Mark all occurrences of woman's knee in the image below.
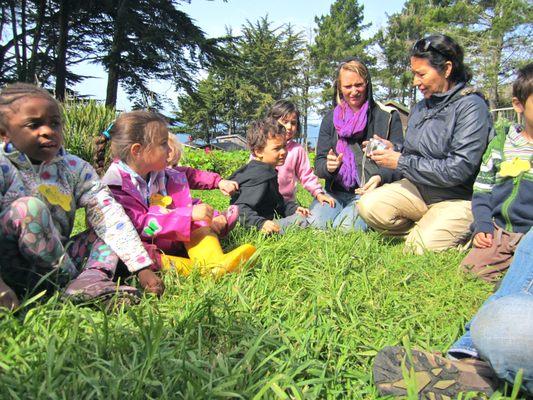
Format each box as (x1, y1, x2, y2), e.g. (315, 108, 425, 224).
(308, 199, 342, 229)
(471, 294, 533, 386)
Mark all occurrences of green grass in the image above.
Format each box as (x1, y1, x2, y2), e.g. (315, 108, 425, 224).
(1, 187, 520, 399)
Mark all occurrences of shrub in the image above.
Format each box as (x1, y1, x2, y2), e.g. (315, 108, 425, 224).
(493, 117, 512, 137)
(61, 100, 116, 163)
(182, 148, 250, 178)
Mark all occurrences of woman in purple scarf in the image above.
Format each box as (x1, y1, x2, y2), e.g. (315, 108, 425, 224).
(310, 58, 404, 230)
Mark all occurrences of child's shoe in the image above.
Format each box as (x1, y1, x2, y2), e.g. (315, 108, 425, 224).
(373, 346, 499, 399)
(0, 275, 19, 311)
(160, 255, 193, 276)
(64, 269, 139, 303)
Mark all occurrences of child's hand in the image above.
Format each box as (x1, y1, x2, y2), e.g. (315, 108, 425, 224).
(211, 215, 228, 235)
(354, 175, 382, 195)
(192, 204, 214, 222)
(218, 179, 239, 196)
(137, 268, 165, 296)
(473, 232, 493, 248)
(316, 193, 335, 207)
(296, 207, 310, 217)
(261, 220, 281, 234)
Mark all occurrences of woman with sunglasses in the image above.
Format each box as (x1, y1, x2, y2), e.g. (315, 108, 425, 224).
(357, 34, 493, 254)
(310, 58, 404, 230)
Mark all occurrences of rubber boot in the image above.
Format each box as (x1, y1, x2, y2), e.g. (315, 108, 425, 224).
(160, 255, 194, 276)
(185, 229, 256, 277)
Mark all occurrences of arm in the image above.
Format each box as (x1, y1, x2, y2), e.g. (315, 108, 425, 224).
(278, 199, 299, 217)
(175, 166, 221, 190)
(397, 97, 491, 187)
(378, 112, 404, 184)
(314, 111, 336, 180)
(232, 183, 269, 229)
(74, 161, 152, 273)
(109, 186, 194, 242)
(293, 145, 324, 197)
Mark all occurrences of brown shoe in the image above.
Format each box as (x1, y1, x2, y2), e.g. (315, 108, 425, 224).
(373, 346, 500, 399)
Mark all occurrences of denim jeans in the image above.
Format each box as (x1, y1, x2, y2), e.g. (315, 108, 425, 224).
(308, 190, 367, 231)
(449, 229, 533, 392)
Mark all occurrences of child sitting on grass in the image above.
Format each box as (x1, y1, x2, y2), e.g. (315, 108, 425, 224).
(0, 83, 162, 310)
(229, 118, 310, 234)
(461, 62, 533, 282)
(266, 100, 334, 208)
(96, 111, 255, 277)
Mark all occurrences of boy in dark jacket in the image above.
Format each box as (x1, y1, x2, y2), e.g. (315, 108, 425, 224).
(230, 118, 310, 234)
(461, 63, 533, 282)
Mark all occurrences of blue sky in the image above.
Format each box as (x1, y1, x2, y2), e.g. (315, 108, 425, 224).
(73, 0, 406, 110)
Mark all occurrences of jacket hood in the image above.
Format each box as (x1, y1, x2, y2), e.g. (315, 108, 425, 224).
(229, 160, 278, 187)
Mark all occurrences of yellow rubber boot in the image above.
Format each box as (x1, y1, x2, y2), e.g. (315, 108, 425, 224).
(160, 255, 193, 276)
(185, 230, 256, 276)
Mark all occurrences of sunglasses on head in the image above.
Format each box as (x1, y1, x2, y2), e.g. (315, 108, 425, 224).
(412, 38, 447, 58)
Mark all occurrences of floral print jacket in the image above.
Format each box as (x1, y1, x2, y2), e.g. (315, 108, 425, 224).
(0, 144, 152, 272)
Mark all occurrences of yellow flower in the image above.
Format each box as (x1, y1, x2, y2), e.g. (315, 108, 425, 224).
(149, 193, 173, 208)
(499, 157, 531, 178)
(37, 184, 72, 211)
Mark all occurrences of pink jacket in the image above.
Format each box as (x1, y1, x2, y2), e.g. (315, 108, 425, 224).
(102, 161, 221, 253)
(277, 140, 323, 201)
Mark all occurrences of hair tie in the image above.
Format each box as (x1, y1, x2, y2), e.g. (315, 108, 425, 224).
(102, 122, 114, 140)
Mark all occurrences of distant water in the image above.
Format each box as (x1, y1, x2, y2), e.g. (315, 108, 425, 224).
(175, 124, 321, 148)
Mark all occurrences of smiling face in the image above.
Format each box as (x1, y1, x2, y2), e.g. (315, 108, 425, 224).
(254, 134, 287, 167)
(277, 112, 298, 141)
(0, 96, 63, 163)
(410, 56, 452, 98)
(339, 68, 368, 111)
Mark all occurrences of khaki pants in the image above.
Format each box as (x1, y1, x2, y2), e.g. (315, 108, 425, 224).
(357, 179, 473, 254)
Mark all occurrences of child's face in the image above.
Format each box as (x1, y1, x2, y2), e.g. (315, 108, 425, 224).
(138, 128, 170, 173)
(277, 112, 298, 141)
(254, 134, 287, 167)
(0, 97, 63, 162)
(513, 94, 533, 131)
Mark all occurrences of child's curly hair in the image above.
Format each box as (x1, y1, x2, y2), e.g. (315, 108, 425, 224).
(246, 117, 286, 155)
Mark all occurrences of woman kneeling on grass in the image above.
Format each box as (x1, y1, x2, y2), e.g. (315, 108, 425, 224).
(96, 111, 256, 277)
(0, 83, 163, 310)
(358, 34, 493, 254)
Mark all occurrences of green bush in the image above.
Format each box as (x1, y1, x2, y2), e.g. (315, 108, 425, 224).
(61, 100, 116, 163)
(493, 117, 512, 137)
(182, 148, 250, 178)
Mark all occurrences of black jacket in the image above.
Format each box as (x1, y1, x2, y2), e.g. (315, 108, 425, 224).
(229, 160, 298, 229)
(397, 83, 493, 204)
(315, 69, 404, 194)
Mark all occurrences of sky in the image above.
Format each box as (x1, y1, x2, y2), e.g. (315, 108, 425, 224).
(72, 0, 406, 111)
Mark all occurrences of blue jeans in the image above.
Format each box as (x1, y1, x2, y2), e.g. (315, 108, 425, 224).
(308, 190, 367, 231)
(449, 229, 533, 392)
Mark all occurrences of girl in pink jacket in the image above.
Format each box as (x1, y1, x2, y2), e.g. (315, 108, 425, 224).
(267, 100, 334, 207)
(96, 111, 255, 277)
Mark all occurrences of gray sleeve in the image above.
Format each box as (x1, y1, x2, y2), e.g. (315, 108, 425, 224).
(397, 97, 491, 188)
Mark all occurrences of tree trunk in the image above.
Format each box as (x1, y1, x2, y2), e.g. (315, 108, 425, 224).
(55, 0, 70, 100)
(105, 0, 129, 108)
(9, 1, 22, 80)
(27, 0, 46, 83)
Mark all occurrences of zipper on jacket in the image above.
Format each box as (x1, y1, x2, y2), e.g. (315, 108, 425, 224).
(501, 174, 523, 232)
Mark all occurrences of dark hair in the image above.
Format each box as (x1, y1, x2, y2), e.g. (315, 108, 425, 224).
(411, 34, 472, 84)
(94, 110, 167, 175)
(0, 83, 59, 130)
(246, 117, 286, 154)
(267, 99, 301, 135)
(513, 62, 533, 105)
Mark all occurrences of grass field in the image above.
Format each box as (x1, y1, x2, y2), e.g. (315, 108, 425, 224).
(0, 187, 521, 399)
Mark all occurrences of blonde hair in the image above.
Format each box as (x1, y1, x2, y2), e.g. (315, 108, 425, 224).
(335, 60, 369, 105)
(167, 133, 183, 167)
(94, 110, 167, 175)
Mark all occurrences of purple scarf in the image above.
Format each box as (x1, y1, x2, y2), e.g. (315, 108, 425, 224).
(333, 100, 369, 190)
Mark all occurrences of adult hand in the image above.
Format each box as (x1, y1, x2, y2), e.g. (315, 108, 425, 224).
(211, 215, 227, 235)
(354, 175, 382, 195)
(473, 232, 493, 248)
(370, 148, 401, 170)
(261, 220, 281, 234)
(326, 149, 343, 173)
(218, 179, 239, 196)
(296, 207, 310, 217)
(316, 192, 335, 207)
(192, 204, 214, 223)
